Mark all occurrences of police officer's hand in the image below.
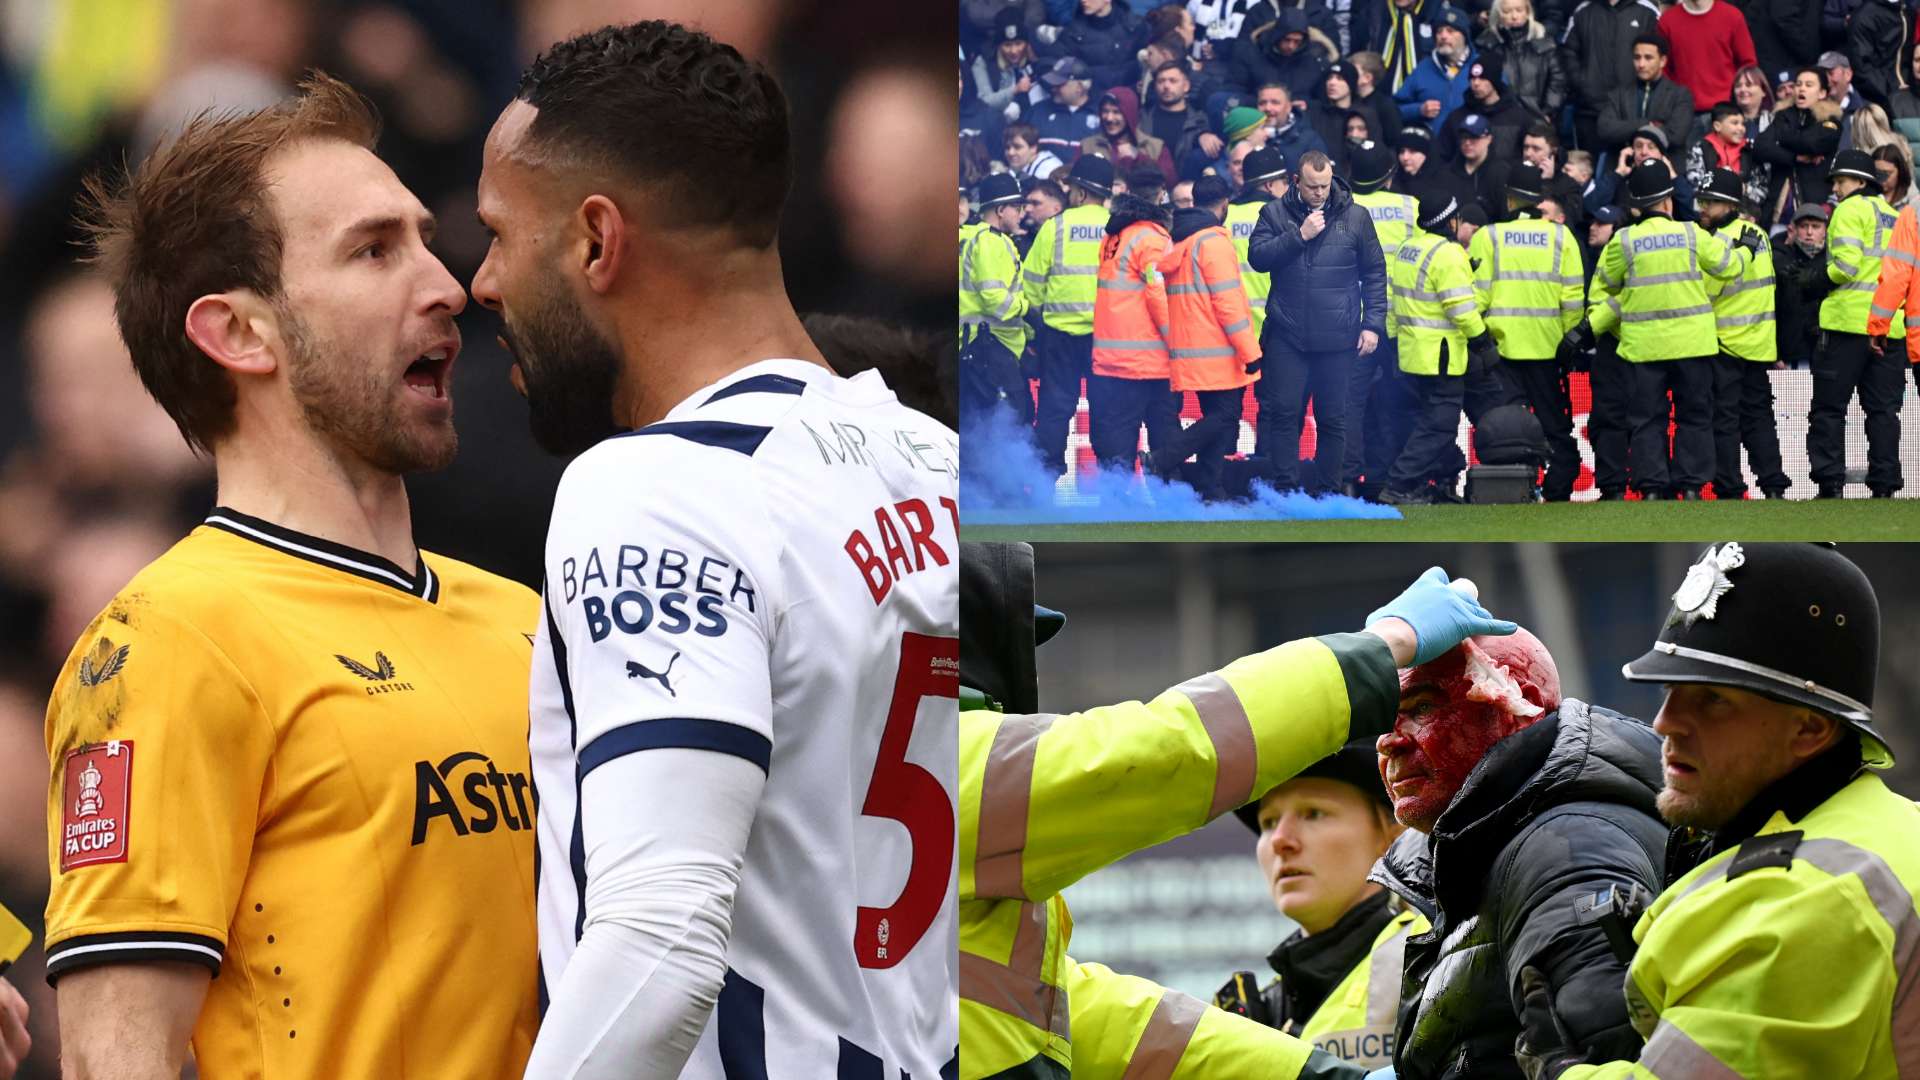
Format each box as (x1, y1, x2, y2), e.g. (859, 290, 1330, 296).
(1514, 966, 1588, 1080)
(1366, 567, 1518, 667)
(0, 976, 28, 1079)
(1871, 333, 1888, 355)
(1735, 228, 1763, 256)
(1559, 320, 1594, 360)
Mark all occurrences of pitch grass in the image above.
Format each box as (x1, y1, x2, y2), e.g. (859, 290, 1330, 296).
(962, 497, 1920, 542)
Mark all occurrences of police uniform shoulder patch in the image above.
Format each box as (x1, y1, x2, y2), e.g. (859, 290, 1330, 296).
(1669, 542, 1744, 627)
(1727, 830, 1803, 880)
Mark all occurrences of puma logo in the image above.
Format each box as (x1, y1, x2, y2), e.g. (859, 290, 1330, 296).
(625, 652, 680, 697)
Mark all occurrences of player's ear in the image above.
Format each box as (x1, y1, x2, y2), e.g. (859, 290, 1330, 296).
(577, 194, 626, 295)
(184, 292, 278, 377)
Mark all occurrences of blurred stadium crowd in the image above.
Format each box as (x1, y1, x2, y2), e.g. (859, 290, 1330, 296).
(0, 1, 953, 1073)
(959, 0, 1920, 501)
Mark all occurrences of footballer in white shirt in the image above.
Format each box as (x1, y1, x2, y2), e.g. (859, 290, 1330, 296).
(470, 21, 959, 1080)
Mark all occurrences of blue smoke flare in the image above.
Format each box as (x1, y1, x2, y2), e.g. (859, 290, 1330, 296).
(961, 405, 1401, 525)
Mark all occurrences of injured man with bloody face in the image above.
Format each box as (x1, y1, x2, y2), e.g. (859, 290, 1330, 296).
(1367, 630, 1669, 1080)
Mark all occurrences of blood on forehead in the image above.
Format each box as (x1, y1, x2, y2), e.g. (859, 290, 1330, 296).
(1400, 631, 1561, 720)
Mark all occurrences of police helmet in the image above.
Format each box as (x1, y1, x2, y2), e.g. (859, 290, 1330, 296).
(1235, 740, 1389, 833)
(1622, 543, 1889, 767)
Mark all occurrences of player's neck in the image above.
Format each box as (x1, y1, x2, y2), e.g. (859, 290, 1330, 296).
(611, 250, 831, 429)
(210, 427, 418, 568)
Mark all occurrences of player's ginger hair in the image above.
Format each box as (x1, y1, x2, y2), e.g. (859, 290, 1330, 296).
(76, 70, 381, 455)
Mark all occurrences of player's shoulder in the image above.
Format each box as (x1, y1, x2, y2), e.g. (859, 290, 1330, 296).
(559, 376, 796, 510)
(85, 525, 261, 634)
(48, 528, 256, 708)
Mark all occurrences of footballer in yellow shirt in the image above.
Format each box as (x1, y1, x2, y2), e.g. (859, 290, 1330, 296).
(45, 511, 542, 1077)
(47, 72, 540, 1078)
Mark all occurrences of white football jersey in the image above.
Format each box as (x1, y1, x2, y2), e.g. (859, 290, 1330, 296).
(530, 358, 960, 1079)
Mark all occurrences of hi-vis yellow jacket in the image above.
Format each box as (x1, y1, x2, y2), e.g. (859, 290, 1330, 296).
(1561, 771, 1920, 1079)
(1295, 906, 1425, 1069)
(960, 632, 1399, 1079)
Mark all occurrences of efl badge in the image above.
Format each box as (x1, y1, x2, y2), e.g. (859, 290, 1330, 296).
(1671, 542, 1745, 628)
(61, 740, 133, 872)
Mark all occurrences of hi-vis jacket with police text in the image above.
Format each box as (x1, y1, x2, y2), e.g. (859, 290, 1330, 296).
(959, 633, 1399, 1079)
(961, 222, 1032, 356)
(1354, 189, 1420, 340)
(1705, 217, 1778, 361)
(1390, 230, 1484, 375)
(1022, 204, 1110, 335)
(1824, 190, 1905, 337)
(1867, 202, 1920, 357)
(1226, 198, 1273, 339)
(1296, 907, 1425, 1070)
(1160, 222, 1262, 393)
(1092, 220, 1173, 380)
(1590, 214, 1747, 361)
(1468, 213, 1584, 360)
(1561, 767, 1920, 1079)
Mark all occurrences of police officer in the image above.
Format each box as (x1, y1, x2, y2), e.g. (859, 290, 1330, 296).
(1573, 204, 1634, 499)
(1216, 741, 1423, 1072)
(1381, 194, 1490, 505)
(1520, 542, 1920, 1080)
(1813, 149, 1906, 498)
(1227, 146, 1289, 353)
(959, 173, 1034, 431)
(1021, 154, 1113, 480)
(1468, 166, 1585, 500)
(1346, 139, 1421, 500)
(1695, 168, 1792, 501)
(961, 548, 1516, 1080)
(1589, 159, 1755, 500)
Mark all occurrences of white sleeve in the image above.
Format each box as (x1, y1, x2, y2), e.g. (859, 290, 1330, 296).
(526, 437, 783, 1079)
(523, 748, 764, 1079)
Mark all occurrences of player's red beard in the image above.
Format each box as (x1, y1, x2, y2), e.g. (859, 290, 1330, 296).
(281, 304, 459, 474)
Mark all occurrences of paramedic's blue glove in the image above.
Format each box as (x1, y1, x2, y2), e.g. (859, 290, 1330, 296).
(1368, 567, 1518, 666)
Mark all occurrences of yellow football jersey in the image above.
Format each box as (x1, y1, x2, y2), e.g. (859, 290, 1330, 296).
(45, 507, 541, 1079)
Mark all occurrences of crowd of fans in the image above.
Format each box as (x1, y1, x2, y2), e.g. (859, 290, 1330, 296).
(961, 0, 1920, 401)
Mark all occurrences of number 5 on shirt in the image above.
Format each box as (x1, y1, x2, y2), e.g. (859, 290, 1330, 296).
(854, 632, 958, 969)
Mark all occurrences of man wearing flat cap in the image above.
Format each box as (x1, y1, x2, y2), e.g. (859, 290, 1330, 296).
(1521, 542, 1920, 1080)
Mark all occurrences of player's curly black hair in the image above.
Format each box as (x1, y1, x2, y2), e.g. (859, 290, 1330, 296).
(516, 21, 791, 247)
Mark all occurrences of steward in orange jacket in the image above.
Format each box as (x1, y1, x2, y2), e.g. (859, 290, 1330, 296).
(1088, 195, 1180, 472)
(1867, 203, 1920, 410)
(1153, 199, 1262, 499)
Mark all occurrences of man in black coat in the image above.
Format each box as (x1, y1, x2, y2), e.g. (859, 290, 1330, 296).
(1369, 628, 1667, 1080)
(1847, 0, 1907, 111)
(1596, 32, 1694, 155)
(1561, 0, 1661, 153)
(1045, 0, 1146, 96)
(1730, 0, 1819, 86)
(1248, 148, 1390, 492)
(1437, 53, 1532, 163)
(1773, 202, 1832, 368)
